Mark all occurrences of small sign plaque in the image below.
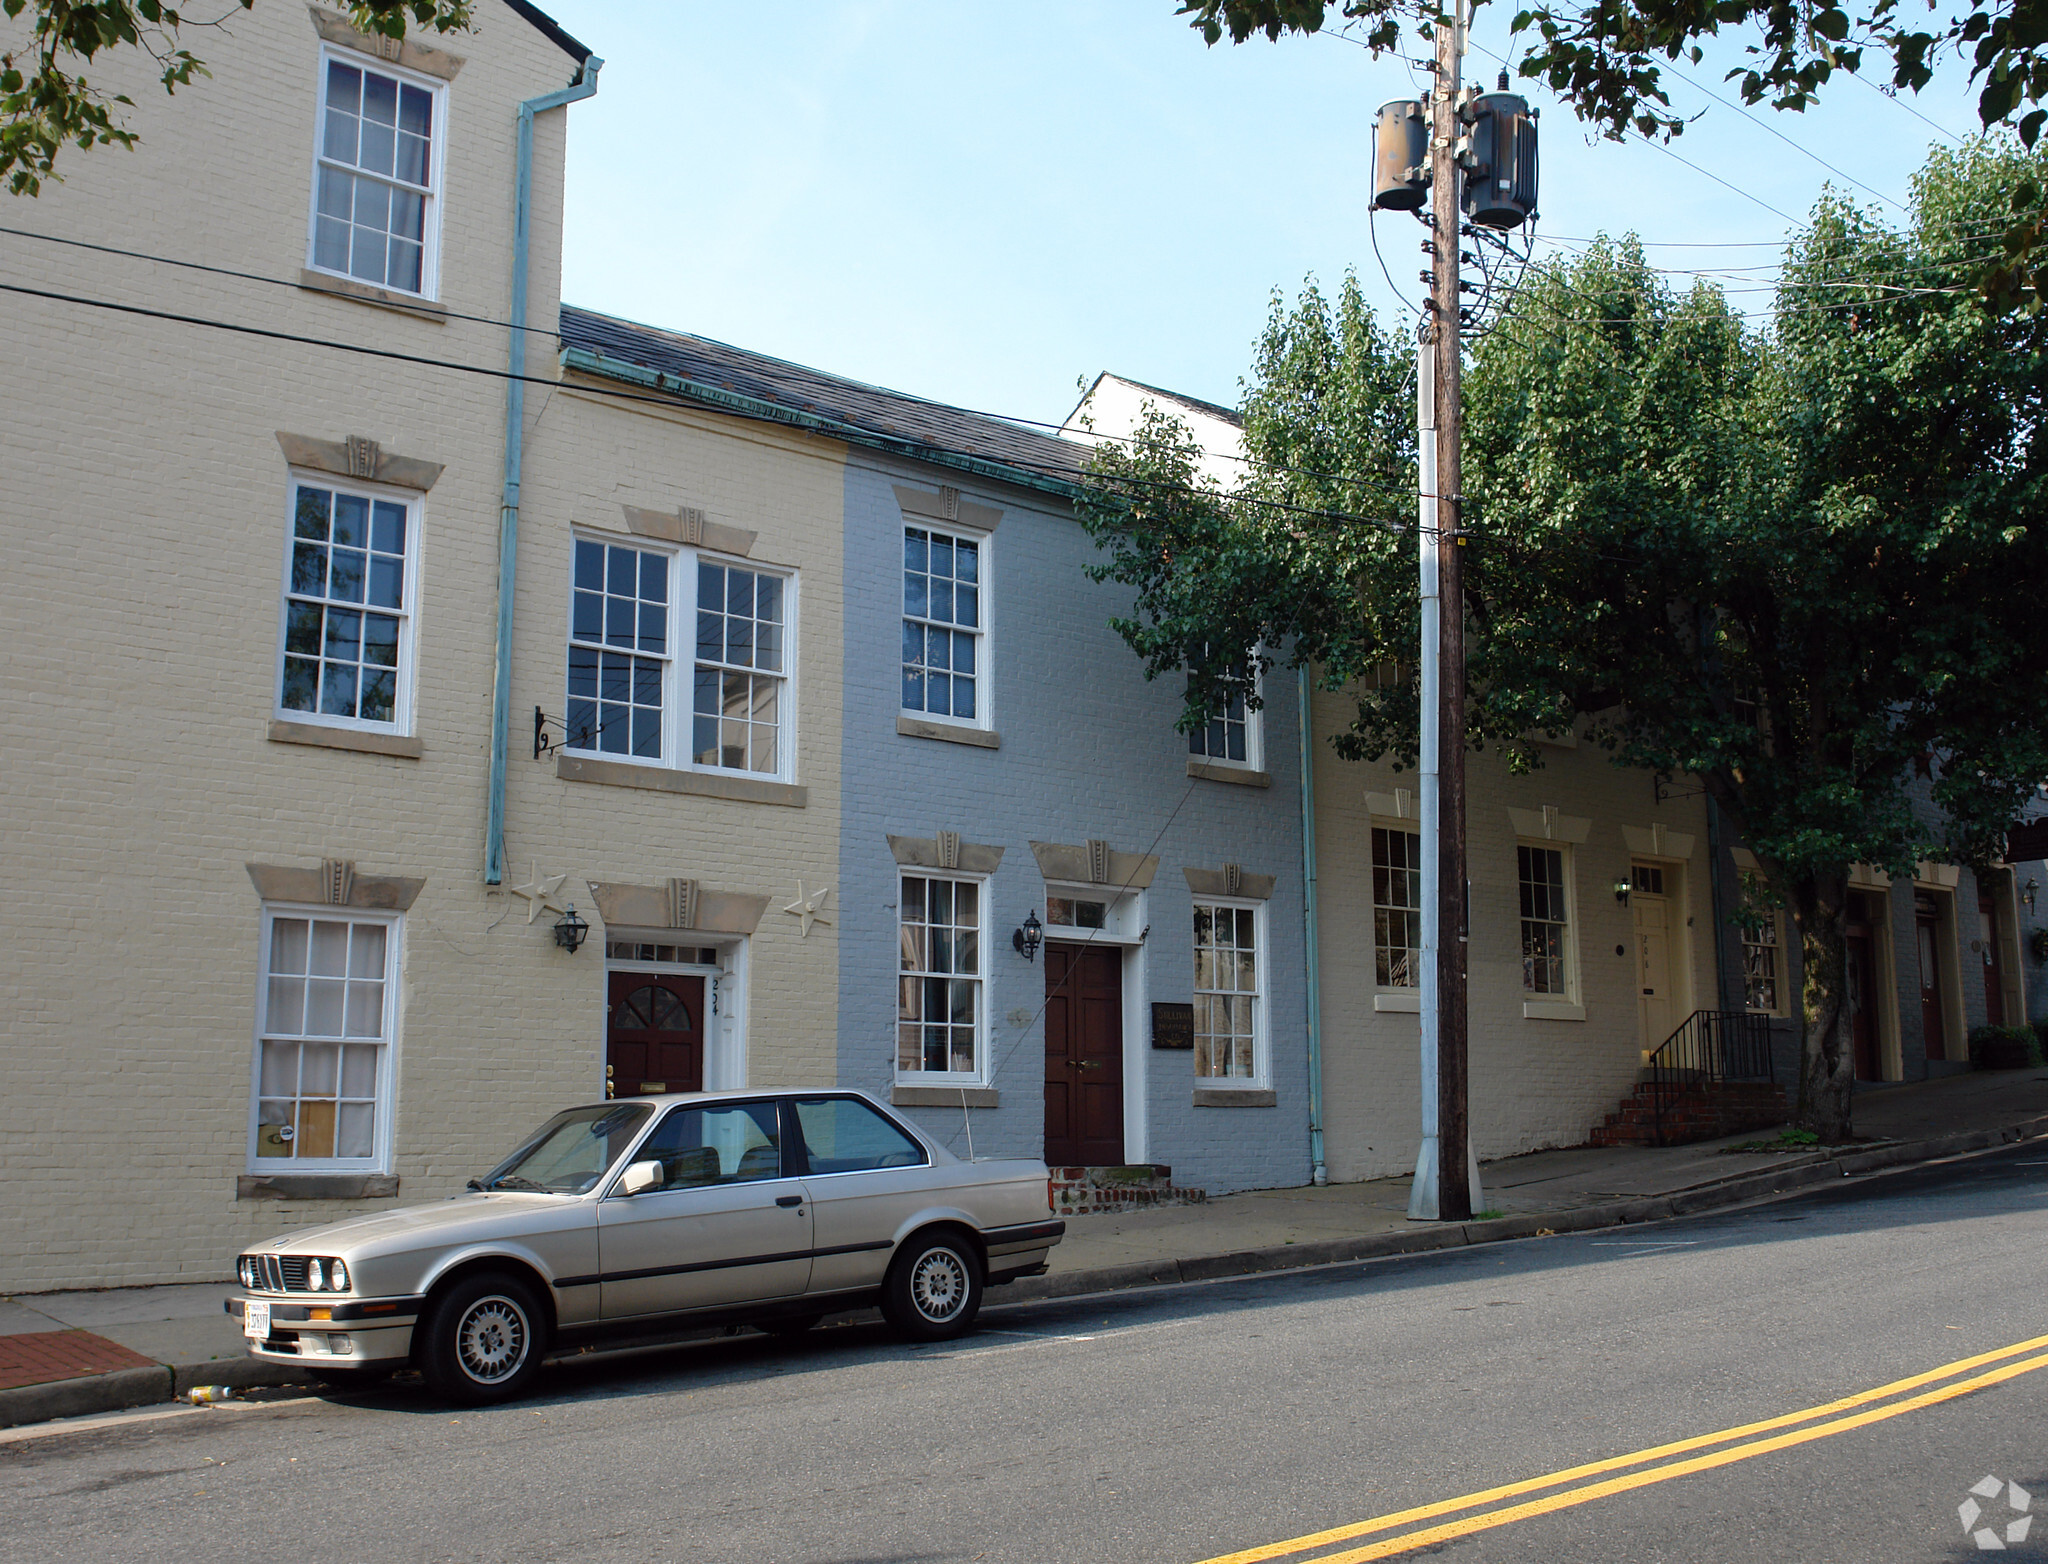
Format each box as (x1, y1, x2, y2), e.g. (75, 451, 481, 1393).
(1151, 1002, 1194, 1050)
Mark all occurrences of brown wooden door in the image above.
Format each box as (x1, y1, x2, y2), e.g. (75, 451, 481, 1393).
(1846, 892, 1882, 1081)
(606, 972, 704, 1097)
(1043, 944, 1124, 1167)
(1914, 894, 1947, 1061)
(1981, 890, 2008, 1028)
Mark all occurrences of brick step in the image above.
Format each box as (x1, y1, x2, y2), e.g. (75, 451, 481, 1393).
(1592, 1079, 1790, 1148)
(1049, 1164, 1208, 1217)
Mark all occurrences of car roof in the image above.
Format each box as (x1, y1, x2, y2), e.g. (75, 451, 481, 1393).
(570, 1086, 887, 1112)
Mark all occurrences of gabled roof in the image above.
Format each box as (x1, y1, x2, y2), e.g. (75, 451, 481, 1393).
(503, 0, 593, 65)
(559, 306, 1088, 497)
(1066, 371, 1245, 432)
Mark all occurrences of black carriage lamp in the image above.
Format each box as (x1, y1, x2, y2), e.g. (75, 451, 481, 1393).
(1613, 877, 1632, 906)
(1012, 910, 1043, 962)
(2025, 876, 2039, 914)
(553, 904, 590, 953)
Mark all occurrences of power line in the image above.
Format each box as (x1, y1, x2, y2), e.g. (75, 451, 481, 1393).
(1850, 68, 1967, 146)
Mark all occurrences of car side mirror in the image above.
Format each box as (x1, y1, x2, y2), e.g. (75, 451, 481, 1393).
(618, 1159, 662, 1196)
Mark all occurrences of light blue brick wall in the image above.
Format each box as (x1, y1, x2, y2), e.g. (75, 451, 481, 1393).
(835, 452, 1310, 1194)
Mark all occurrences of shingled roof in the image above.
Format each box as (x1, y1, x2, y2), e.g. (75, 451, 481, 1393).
(558, 306, 1088, 495)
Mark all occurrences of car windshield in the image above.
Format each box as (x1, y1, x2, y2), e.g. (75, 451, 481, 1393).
(476, 1104, 654, 1195)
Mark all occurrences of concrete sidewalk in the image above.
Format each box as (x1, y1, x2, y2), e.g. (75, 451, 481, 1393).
(6, 1067, 2045, 1430)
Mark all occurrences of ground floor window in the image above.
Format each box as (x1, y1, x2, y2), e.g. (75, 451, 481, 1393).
(1518, 844, 1573, 996)
(1373, 827, 1421, 988)
(253, 908, 397, 1168)
(897, 874, 983, 1081)
(1740, 873, 1784, 1015)
(1193, 901, 1263, 1080)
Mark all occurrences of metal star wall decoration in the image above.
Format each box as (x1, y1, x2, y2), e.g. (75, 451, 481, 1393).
(782, 881, 834, 937)
(508, 862, 571, 924)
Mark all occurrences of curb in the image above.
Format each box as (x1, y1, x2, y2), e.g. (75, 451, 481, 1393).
(0, 1357, 311, 1431)
(1003, 1113, 2048, 1307)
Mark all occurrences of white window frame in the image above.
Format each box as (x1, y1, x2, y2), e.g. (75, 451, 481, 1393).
(305, 45, 449, 300)
(1740, 874, 1787, 1018)
(274, 470, 423, 737)
(1188, 669, 1263, 771)
(563, 533, 799, 785)
(1192, 897, 1269, 1088)
(894, 870, 989, 1087)
(1517, 841, 1580, 1003)
(247, 903, 400, 1174)
(900, 522, 993, 732)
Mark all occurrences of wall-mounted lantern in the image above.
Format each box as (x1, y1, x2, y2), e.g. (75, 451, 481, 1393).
(2024, 876, 2039, 914)
(553, 904, 590, 953)
(1012, 910, 1043, 962)
(1613, 877, 1632, 906)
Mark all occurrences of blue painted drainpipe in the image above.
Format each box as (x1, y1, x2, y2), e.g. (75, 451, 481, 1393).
(486, 55, 603, 884)
(1300, 663, 1328, 1184)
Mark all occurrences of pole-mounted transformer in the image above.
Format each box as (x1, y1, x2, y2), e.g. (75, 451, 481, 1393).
(1460, 78, 1537, 229)
(1371, 98, 1429, 211)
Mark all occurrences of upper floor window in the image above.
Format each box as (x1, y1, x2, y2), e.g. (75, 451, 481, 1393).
(1518, 844, 1574, 996)
(278, 479, 418, 732)
(1189, 671, 1261, 768)
(1193, 901, 1265, 1082)
(1373, 826, 1422, 988)
(310, 54, 443, 297)
(902, 526, 983, 725)
(565, 538, 794, 781)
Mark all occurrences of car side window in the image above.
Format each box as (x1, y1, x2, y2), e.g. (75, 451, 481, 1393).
(795, 1098, 927, 1175)
(636, 1102, 783, 1192)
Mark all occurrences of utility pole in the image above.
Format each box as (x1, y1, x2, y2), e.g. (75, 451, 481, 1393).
(1376, 12, 1533, 1224)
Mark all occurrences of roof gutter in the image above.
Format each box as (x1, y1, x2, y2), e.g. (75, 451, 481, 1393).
(486, 55, 603, 885)
(557, 345, 1088, 505)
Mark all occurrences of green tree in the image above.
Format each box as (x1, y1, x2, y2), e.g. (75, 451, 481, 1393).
(2, 1, 472, 196)
(1079, 140, 2048, 1139)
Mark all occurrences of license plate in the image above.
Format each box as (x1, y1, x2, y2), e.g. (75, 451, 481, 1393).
(243, 1300, 270, 1341)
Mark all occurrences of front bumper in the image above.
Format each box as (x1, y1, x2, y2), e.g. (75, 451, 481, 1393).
(226, 1293, 423, 1368)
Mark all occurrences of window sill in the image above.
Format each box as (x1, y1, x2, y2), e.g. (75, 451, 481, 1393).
(1373, 992, 1421, 1013)
(891, 1085, 1000, 1108)
(556, 752, 807, 807)
(269, 718, 423, 758)
(898, 714, 999, 749)
(1522, 999, 1586, 1022)
(238, 1173, 399, 1200)
(1186, 759, 1272, 788)
(297, 268, 448, 322)
(1192, 1088, 1278, 1108)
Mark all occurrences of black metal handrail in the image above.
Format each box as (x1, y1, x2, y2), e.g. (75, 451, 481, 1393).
(1648, 1009, 1776, 1146)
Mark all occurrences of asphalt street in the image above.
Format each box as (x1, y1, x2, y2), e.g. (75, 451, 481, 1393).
(4, 1143, 2045, 1564)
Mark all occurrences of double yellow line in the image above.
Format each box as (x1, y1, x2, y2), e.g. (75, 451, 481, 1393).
(1193, 1331, 2048, 1564)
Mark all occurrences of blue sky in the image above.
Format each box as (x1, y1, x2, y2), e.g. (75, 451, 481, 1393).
(538, 1, 1989, 429)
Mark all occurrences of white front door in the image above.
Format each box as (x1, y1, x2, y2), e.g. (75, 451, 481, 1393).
(1634, 872, 1676, 1051)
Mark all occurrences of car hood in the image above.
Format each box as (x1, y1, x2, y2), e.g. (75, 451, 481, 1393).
(250, 1192, 581, 1257)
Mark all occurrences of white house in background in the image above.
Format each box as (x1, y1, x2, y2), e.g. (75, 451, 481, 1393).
(1062, 373, 1248, 492)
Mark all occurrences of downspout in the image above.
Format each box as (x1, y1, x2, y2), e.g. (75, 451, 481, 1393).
(486, 55, 604, 883)
(1299, 663, 1328, 1184)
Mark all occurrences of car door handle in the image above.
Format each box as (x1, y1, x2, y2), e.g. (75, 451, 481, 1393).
(776, 1194, 803, 1208)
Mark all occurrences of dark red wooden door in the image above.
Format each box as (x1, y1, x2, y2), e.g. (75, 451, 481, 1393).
(1043, 944, 1124, 1167)
(1981, 890, 2008, 1028)
(606, 972, 704, 1097)
(1915, 894, 1947, 1062)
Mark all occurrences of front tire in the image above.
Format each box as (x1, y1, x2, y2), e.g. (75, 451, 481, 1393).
(880, 1232, 983, 1342)
(417, 1273, 547, 1405)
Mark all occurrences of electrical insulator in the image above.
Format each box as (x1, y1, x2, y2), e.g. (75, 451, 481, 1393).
(1461, 91, 1537, 229)
(1371, 99, 1429, 211)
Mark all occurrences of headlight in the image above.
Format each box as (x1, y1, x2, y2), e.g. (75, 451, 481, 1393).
(328, 1258, 349, 1292)
(238, 1258, 257, 1289)
(307, 1259, 326, 1291)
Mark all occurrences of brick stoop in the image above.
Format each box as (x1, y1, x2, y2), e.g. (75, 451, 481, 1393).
(1590, 1081, 1790, 1147)
(1050, 1165, 1208, 1216)
(0, 1329, 158, 1392)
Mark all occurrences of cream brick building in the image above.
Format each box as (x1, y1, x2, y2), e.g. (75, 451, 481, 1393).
(0, 2, 858, 1291)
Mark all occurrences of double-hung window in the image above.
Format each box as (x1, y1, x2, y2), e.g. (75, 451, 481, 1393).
(252, 908, 398, 1170)
(1372, 827, 1422, 988)
(1741, 874, 1784, 1015)
(897, 874, 983, 1081)
(565, 538, 794, 779)
(310, 52, 443, 296)
(1188, 669, 1261, 768)
(1193, 901, 1264, 1082)
(1518, 844, 1574, 996)
(278, 480, 417, 731)
(902, 526, 983, 725)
